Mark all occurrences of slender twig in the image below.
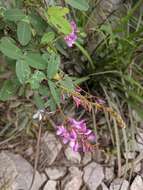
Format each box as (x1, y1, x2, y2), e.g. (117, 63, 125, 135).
(29, 121, 42, 190)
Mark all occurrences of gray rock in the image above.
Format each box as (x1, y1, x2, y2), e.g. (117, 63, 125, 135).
(44, 180, 57, 190)
(83, 162, 104, 190)
(0, 151, 43, 190)
(62, 167, 83, 190)
(82, 152, 92, 165)
(0, 151, 17, 190)
(65, 147, 81, 164)
(131, 175, 143, 190)
(41, 132, 62, 165)
(40, 173, 48, 184)
(45, 166, 67, 180)
(101, 183, 109, 190)
(109, 179, 129, 190)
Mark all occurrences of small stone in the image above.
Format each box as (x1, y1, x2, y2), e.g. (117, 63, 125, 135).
(65, 147, 81, 163)
(101, 183, 109, 190)
(0, 151, 17, 189)
(44, 180, 57, 190)
(82, 152, 92, 165)
(109, 179, 129, 190)
(83, 162, 104, 190)
(62, 167, 83, 190)
(0, 151, 43, 190)
(41, 132, 62, 165)
(104, 167, 114, 181)
(131, 175, 143, 190)
(45, 166, 67, 180)
(40, 173, 47, 184)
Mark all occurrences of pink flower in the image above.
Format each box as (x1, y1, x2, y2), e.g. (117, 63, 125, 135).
(56, 118, 96, 152)
(69, 129, 77, 140)
(56, 125, 70, 144)
(64, 21, 77, 47)
(69, 118, 86, 131)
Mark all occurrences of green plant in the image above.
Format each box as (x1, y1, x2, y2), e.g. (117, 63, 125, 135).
(1, 1, 143, 175)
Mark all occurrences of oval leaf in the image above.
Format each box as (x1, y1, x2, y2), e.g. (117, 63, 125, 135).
(4, 9, 25, 22)
(25, 53, 47, 70)
(47, 53, 60, 79)
(47, 6, 72, 35)
(16, 60, 31, 84)
(0, 80, 19, 101)
(29, 71, 46, 90)
(17, 21, 32, 46)
(60, 76, 75, 92)
(48, 80, 61, 106)
(65, 0, 89, 11)
(0, 37, 23, 60)
(41, 32, 55, 44)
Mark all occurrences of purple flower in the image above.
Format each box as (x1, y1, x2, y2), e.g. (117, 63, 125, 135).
(64, 21, 77, 47)
(69, 118, 87, 131)
(56, 118, 96, 152)
(69, 129, 77, 140)
(56, 125, 70, 144)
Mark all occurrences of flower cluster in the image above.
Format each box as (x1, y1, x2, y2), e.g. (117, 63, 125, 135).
(64, 21, 77, 47)
(56, 118, 96, 152)
(72, 87, 106, 112)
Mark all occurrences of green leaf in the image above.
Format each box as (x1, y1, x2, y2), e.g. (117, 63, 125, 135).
(39, 85, 50, 96)
(25, 53, 47, 70)
(0, 80, 18, 101)
(16, 60, 31, 84)
(73, 76, 89, 85)
(41, 32, 55, 44)
(47, 6, 72, 35)
(30, 11, 47, 35)
(4, 9, 25, 22)
(45, 98, 56, 111)
(48, 80, 61, 106)
(60, 76, 75, 92)
(17, 21, 32, 46)
(29, 71, 46, 90)
(0, 37, 23, 60)
(47, 53, 60, 79)
(65, 0, 89, 11)
(75, 42, 94, 69)
(34, 93, 45, 109)
(48, 6, 69, 16)
(49, 16, 71, 35)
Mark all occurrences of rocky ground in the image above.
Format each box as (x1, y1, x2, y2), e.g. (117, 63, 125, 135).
(1, 130, 143, 190)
